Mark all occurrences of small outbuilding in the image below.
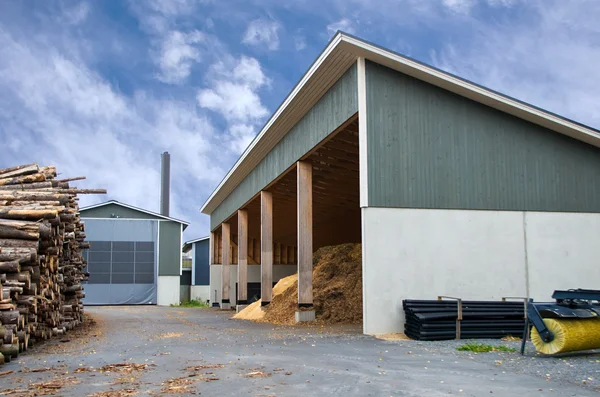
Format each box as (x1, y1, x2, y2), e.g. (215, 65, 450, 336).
(80, 200, 188, 306)
(182, 237, 212, 304)
(200, 32, 600, 334)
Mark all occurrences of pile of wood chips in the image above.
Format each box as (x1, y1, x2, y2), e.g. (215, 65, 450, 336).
(0, 163, 105, 365)
(235, 243, 363, 326)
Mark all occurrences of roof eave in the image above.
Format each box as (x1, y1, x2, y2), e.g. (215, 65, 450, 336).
(200, 32, 600, 216)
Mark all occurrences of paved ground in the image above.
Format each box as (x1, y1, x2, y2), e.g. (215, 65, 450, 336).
(0, 306, 598, 396)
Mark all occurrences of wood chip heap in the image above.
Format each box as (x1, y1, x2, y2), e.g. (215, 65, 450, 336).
(0, 163, 106, 365)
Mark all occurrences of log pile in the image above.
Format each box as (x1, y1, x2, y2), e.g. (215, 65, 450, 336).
(0, 163, 105, 365)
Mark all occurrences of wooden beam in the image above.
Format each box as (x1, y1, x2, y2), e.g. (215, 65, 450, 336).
(274, 242, 281, 264)
(297, 161, 313, 307)
(221, 223, 231, 307)
(261, 191, 273, 305)
(237, 209, 248, 304)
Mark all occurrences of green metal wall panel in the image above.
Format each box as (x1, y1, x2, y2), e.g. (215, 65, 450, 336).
(366, 61, 600, 212)
(210, 64, 358, 229)
(159, 221, 182, 276)
(81, 204, 162, 220)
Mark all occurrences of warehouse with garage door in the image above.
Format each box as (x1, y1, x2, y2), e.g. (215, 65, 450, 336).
(81, 200, 188, 306)
(200, 32, 600, 334)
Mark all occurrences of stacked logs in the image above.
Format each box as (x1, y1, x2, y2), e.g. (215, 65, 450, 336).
(0, 163, 105, 365)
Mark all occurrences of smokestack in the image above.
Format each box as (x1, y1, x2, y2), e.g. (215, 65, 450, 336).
(160, 151, 170, 216)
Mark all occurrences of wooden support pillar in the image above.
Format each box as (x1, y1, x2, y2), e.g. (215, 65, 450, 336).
(297, 160, 314, 318)
(221, 223, 231, 309)
(261, 191, 273, 306)
(281, 245, 288, 265)
(237, 209, 248, 306)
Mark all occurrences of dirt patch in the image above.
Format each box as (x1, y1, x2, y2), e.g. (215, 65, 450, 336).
(236, 243, 362, 326)
(101, 363, 155, 374)
(88, 389, 139, 397)
(374, 333, 411, 341)
(43, 312, 104, 355)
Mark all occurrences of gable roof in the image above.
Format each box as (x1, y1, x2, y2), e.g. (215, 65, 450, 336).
(182, 236, 209, 252)
(200, 31, 600, 215)
(81, 200, 189, 228)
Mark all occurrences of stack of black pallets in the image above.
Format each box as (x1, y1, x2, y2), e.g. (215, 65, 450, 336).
(403, 299, 525, 341)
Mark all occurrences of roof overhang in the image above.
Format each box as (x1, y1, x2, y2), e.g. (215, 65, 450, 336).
(200, 32, 600, 215)
(81, 200, 190, 229)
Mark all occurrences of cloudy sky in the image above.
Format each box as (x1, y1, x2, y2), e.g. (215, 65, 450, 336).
(0, 0, 598, 240)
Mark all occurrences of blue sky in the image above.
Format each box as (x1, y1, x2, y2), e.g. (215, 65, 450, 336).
(1, 0, 598, 240)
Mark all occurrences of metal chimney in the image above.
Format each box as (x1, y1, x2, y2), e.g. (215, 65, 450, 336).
(160, 151, 170, 216)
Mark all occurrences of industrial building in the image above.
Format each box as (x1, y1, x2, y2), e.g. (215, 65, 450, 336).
(81, 200, 188, 306)
(182, 237, 212, 303)
(200, 32, 600, 334)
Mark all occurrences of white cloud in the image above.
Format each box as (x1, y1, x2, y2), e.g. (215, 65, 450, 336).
(0, 27, 226, 239)
(63, 2, 91, 25)
(233, 56, 268, 89)
(228, 124, 257, 154)
(327, 18, 356, 37)
(294, 35, 307, 51)
(442, 0, 478, 13)
(155, 30, 205, 84)
(197, 56, 269, 124)
(198, 81, 268, 123)
(431, 1, 600, 128)
(242, 19, 281, 51)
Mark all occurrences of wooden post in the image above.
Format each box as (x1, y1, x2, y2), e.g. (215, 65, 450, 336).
(281, 245, 288, 265)
(274, 243, 280, 264)
(261, 191, 273, 306)
(237, 209, 248, 306)
(297, 161, 314, 313)
(221, 223, 231, 309)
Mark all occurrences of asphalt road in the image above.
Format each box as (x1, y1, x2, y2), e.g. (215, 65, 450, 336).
(0, 306, 597, 396)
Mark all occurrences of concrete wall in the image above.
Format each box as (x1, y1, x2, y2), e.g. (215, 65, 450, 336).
(157, 276, 180, 306)
(362, 207, 600, 335)
(209, 264, 297, 304)
(191, 286, 211, 303)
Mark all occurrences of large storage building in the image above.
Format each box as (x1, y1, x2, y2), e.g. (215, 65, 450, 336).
(81, 200, 188, 306)
(200, 32, 600, 334)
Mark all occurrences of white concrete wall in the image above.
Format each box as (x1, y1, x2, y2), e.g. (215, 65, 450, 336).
(525, 212, 600, 300)
(209, 264, 297, 304)
(157, 276, 180, 306)
(362, 207, 600, 335)
(190, 285, 211, 303)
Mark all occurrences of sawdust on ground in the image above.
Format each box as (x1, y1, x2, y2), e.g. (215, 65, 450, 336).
(235, 243, 362, 326)
(374, 333, 411, 341)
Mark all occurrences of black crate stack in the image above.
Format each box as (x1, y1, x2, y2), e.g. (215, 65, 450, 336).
(403, 299, 525, 341)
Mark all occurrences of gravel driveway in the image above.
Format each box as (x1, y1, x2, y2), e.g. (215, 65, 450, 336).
(0, 306, 598, 396)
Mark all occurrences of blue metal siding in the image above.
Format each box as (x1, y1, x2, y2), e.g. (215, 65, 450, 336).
(211, 64, 358, 229)
(366, 61, 600, 212)
(194, 239, 210, 286)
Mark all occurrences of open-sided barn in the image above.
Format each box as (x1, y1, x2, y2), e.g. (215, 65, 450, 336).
(200, 32, 600, 334)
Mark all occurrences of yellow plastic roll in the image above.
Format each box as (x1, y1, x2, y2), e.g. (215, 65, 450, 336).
(531, 317, 600, 355)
